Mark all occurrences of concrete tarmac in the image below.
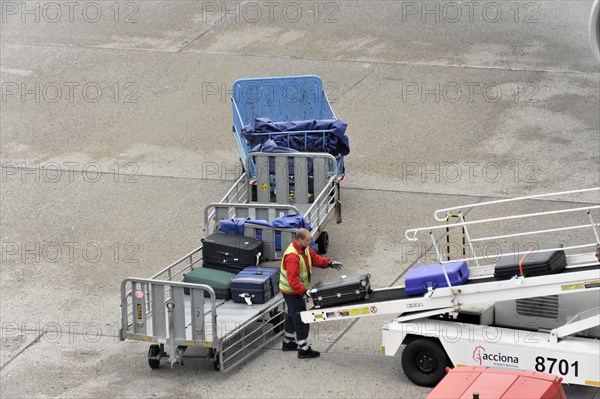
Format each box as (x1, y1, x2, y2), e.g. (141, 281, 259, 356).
(1, 1, 599, 398)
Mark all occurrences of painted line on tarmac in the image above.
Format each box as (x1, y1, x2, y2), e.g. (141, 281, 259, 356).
(0, 332, 45, 372)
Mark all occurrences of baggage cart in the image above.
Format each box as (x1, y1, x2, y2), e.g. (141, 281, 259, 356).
(204, 151, 342, 260)
(120, 246, 286, 371)
(231, 75, 346, 178)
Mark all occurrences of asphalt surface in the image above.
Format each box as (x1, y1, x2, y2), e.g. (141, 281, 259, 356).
(1, 1, 599, 398)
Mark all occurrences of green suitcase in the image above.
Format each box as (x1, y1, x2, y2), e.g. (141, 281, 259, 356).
(183, 268, 235, 299)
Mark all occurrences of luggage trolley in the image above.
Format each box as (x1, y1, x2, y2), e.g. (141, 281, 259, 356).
(120, 246, 287, 371)
(204, 150, 342, 259)
(231, 75, 347, 179)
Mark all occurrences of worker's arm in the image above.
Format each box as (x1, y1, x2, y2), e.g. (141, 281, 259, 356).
(309, 248, 331, 269)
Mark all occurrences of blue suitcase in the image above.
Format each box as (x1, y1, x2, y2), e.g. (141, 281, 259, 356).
(231, 274, 273, 305)
(405, 260, 470, 296)
(237, 266, 280, 297)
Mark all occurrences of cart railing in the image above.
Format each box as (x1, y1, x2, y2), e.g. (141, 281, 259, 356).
(247, 151, 339, 204)
(120, 277, 220, 347)
(217, 298, 285, 372)
(204, 203, 302, 260)
(405, 188, 600, 267)
(203, 152, 341, 260)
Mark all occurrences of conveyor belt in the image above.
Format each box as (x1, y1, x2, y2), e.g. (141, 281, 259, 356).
(308, 263, 600, 311)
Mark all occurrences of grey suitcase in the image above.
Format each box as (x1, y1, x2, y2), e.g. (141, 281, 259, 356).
(309, 274, 371, 309)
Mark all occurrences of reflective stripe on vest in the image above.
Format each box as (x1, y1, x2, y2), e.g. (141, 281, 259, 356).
(279, 244, 313, 293)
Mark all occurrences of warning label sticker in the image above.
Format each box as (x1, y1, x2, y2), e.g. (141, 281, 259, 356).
(562, 280, 600, 291)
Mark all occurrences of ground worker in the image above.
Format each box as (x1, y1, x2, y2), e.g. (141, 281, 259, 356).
(279, 228, 343, 359)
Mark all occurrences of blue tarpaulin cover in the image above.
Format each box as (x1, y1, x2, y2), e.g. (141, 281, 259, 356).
(242, 117, 350, 156)
(218, 214, 316, 251)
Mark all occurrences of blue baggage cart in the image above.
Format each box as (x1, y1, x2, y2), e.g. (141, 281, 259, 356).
(231, 75, 347, 178)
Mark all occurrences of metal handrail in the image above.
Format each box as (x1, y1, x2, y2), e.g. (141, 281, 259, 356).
(433, 187, 600, 221)
(406, 205, 600, 241)
(471, 223, 600, 243)
(405, 188, 600, 265)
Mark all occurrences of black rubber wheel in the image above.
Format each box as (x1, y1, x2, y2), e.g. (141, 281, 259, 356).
(316, 232, 329, 254)
(401, 338, 449, 387)
(148, 345, 161, 370)
(213, 353, 221, 371)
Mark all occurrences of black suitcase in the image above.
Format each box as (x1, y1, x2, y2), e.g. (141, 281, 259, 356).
(494, 245, 566, 280)
(202, 233, 263, 273)
(310, 274, 371, 309)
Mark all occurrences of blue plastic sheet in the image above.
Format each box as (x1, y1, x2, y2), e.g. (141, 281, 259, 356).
(242, 117, 350, 156)
(217, 214, 316, 251)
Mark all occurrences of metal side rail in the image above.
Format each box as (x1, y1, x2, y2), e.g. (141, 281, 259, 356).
(300, 262, 600, 324)
(203, 152, 342, 260)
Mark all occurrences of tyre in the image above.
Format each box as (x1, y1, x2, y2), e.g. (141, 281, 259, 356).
(401, 338, 449, 387)
(316, 232, 329, 254)
(213, 352, 221, 371)
(148, 344, 161, 370)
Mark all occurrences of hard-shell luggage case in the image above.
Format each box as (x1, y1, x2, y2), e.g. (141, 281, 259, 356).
(182, 267, 236, 299)
(202, 232, 263, 273)
(494, 246, 566, 280)
(405, 260, 470, 296)
(231, 274, 273, 305)
(310, 274, 371, 309)
(237, 266, 280, 297)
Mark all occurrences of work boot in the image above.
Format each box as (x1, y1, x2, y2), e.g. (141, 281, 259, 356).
(282, 341, 298, 351)
(297, 347, 320, 359)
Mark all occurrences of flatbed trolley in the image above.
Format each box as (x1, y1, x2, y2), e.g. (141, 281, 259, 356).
(204, 151, 342, 259)
(120, 246, 286, 371)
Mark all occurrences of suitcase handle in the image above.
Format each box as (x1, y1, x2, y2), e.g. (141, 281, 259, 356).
(239, 293, 254, 306)
(518, 248, 536, 277)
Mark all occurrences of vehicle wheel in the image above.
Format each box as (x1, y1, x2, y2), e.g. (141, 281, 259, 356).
(401, 338, 449, 387)
(148, 345, 161, 370)
(316, 232, 329, 254)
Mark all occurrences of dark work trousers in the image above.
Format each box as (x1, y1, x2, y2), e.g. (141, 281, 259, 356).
(282, 292, 309, 343)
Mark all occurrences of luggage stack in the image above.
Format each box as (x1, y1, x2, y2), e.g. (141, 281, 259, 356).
(201, 232, 263, 273)
(310, 274, 371, 308)
(405, 260, 470, 296)
(494, 246, 567, 280)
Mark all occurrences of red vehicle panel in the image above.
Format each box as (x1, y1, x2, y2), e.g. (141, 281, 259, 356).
(426, 367, 566, 399)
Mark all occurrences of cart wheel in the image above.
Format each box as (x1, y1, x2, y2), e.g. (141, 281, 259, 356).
(401, 338, 449, 387)
(213, 353, 221, 371)
(316, 232, 329, 254)
(148, 345, 161, 370)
